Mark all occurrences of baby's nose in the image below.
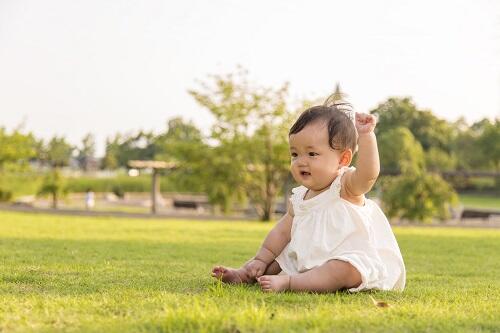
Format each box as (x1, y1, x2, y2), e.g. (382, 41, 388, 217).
(295, 157, 308, 166)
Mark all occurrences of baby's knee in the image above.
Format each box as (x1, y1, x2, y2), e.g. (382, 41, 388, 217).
(327, 260, 362, 289)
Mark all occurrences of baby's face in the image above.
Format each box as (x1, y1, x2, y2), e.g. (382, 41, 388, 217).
(289, 122, 343, 192)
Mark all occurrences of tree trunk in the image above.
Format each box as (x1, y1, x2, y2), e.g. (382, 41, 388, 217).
(52, 191, 58, 209)
(261, 130, 274, 221)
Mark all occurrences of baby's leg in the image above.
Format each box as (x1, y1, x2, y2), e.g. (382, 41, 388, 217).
(258, 259, 361, 293)
(263, 260, 282, 275)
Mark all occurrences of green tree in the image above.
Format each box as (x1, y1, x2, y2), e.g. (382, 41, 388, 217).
(373, 107, 459, 222)
(44, 136, 74, 168)
(38, 168, 67, 209)
(371, 97, 454, 152)
(451, 118, 499, 173)
(477, 118, 500, 187)
(153, 117, 208, 193)
(77, 133, 96, 171)
(102, 132, 156, 169)
(189, 69, 295, 220)
(102, 136, 120, 170)
(378, 127, 425, 174)
(0, 128, 38, 201)
(0, 128, 37, 169)
(476, 119, 500, 172)
(34, 136, 73, 209)
(425, 147, 457, 172)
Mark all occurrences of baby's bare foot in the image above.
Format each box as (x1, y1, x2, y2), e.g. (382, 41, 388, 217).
(257, 275, 290, 292)
(211, 266, 249, 284)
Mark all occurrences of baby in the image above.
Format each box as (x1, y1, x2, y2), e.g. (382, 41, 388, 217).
(212, 99, 406, 293)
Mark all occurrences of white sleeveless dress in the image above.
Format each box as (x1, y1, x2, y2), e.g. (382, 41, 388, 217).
(275, 166, 406, 292)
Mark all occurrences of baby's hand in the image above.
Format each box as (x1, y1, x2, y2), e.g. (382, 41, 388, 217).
(244, 259, 267, 279)
(355, 113, 377, 135)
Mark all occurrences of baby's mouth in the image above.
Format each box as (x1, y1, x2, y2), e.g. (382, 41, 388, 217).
(300, 171, 311, 176)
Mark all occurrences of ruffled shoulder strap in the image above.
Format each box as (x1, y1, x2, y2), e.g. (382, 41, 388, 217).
(329, 166, 356, 198)
(289, 185, 307, 207)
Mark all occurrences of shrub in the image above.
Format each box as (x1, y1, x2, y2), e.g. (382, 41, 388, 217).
(0, 189, 12, 202)
(381, 172, 459, 223)
(111, 185, 125, 198)
(37, 169, 67, 209)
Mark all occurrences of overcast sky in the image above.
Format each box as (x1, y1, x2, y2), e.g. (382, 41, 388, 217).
(1, 0, 499, 156)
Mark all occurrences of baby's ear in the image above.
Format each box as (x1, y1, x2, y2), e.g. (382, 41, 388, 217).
(339, 149, 353, 167)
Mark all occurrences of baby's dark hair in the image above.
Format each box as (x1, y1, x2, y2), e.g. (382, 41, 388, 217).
(289, 97, 358, 152)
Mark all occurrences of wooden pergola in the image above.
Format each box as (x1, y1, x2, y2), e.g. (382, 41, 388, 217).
(128, 160, 177, 214)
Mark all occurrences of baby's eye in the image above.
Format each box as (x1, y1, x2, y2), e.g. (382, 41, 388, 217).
(291, 152, 297, 158)
(308, 152, 318, 157)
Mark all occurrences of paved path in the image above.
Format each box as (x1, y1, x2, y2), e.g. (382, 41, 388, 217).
(0, 203, 499, 228)
(0, 203, 249, 221)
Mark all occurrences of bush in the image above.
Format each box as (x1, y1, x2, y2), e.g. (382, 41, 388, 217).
(65, 175, 152, 193)
(0, 189, 12, 202)
(111, 185, 125, 198)
(381, 172, 459, 223)
(64, 174, 201, 194)
(37, 169, 67, 209)
(0, 171, 43, 199)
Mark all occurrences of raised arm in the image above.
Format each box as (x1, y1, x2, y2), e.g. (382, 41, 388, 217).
(344, 113, 380, 196)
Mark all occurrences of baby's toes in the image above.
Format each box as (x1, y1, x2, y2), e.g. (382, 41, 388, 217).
(211, 266, 226, 277)
(261, 285, 272, 292)
(258, 280, 271, 290)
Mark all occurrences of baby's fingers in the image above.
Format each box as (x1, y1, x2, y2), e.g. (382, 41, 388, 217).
(255, 270, 264, 278)
(249, 268, 259, 279)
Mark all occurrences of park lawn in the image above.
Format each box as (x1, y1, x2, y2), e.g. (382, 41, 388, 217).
(0, 212, 499, 333)
(459, 194, 500, 211)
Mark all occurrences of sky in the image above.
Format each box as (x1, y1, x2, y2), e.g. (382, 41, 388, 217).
(0, 0, 499, 156)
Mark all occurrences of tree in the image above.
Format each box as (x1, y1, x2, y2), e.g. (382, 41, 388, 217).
(189, 69, 295, 220)
(38, 168, 67, 209)
(477, 118, 500, 186)
(102, 136, 120, 170)
(425, 147, 457, 172)
(377, 127, 425, 174)
(153, 117, 208, 193)
(451, 118, 499, 173)
(374, 113, 459, 222)
(102, 131, 156, 169)
(371, 97, 454, 152)
(0, 128, 38, 201)
(44, 136, 74, 168)
(0, 127, 37, 169)
(76, 133, 96, 171)
(33, 136, 73, 209)
(476, 119, 500, 172)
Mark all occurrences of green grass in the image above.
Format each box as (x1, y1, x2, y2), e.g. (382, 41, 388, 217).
(459, 194, 500, 211)
(0, 211, 499, 332)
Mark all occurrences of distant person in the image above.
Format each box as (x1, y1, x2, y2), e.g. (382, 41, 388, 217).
(212, 95, 406, 293)
(85, 189, 95, 210)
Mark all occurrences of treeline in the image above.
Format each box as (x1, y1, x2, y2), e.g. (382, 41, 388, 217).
(0, 70, 498, 221)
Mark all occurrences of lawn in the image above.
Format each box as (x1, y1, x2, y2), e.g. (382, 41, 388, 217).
(0, 211, 499, 332)
(459, 193, 500, 211)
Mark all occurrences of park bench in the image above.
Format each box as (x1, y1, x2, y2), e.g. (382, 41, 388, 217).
(171, 194, 209, 211)
(460, 209, 500, 220)
(173, 200, 199, 209)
